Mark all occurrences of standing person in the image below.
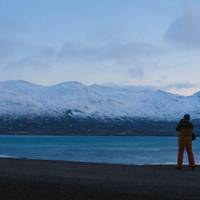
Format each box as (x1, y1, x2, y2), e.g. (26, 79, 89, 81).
(176, 114, 196, 170)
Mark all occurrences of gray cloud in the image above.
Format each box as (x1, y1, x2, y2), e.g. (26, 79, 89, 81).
(5, 56, 53, 71)
(165, 10, 200, 48)
(57, 41, 166, 68)
(0, 38, 57, 71)
(1, 40, 165, 72)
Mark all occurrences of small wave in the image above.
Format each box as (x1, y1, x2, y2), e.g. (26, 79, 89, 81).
(0, 155, 17, 158)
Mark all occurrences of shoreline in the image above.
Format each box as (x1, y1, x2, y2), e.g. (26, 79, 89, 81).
(0, 133, 178, 136)
(0, 155, 178, 165)
(0, 158, 200, 200)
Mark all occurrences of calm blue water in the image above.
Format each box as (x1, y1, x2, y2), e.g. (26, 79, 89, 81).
(0, 135, 199, 165)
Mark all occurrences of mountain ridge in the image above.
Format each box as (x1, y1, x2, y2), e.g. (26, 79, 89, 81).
(0, 80, 199, 121)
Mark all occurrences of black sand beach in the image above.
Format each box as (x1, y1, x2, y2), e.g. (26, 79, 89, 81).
(0, 158, 200, 200)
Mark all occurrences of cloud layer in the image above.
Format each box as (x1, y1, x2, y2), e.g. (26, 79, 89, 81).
(165, 11, 200, 49)
(0, 39, 166, 83)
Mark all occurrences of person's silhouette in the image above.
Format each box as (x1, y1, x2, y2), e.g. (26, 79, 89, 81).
(176, 114, 195, 170)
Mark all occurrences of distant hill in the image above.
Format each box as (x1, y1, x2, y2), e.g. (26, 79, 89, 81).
(0, 80, 199, 135)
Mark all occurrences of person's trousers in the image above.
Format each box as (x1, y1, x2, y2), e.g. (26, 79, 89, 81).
(177, 143, 195, 168)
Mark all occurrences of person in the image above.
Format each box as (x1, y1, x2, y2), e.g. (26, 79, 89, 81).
(176, 114, 195, 170)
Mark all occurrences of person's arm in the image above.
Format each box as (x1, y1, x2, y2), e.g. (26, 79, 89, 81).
(176, 120, 183, 132)
(190, 122, 194, 130)
(176, 124, 180, 132)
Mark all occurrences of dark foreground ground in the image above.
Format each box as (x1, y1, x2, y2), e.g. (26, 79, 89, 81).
(0, 158, 200, 200)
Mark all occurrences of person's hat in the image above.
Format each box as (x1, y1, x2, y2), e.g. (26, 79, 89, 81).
(184, 114, 191, 120)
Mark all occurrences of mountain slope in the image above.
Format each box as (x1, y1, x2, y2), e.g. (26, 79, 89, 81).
(0, 80, 199, 121)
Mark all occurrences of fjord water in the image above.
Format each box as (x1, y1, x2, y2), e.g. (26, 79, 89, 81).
(0, 135, 199, 165)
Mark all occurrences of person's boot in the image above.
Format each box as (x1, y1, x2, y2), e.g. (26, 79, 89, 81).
(190, 166, 195, 171)
(176, 166, 182, 170)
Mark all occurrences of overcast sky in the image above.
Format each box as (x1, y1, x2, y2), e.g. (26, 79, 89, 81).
(1, 0, 200, 95)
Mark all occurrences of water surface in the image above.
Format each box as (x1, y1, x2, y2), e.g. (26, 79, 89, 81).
(0, 135, 199, 165)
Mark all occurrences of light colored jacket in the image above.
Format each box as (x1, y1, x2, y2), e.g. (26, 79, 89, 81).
(179, 129, 193, 145)
(176, 119, 194, 145)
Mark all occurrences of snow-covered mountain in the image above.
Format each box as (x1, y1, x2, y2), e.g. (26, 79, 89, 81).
(0, 80, 200, 121)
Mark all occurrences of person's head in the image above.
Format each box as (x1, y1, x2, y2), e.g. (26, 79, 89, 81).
(184, 114, 191, 121)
